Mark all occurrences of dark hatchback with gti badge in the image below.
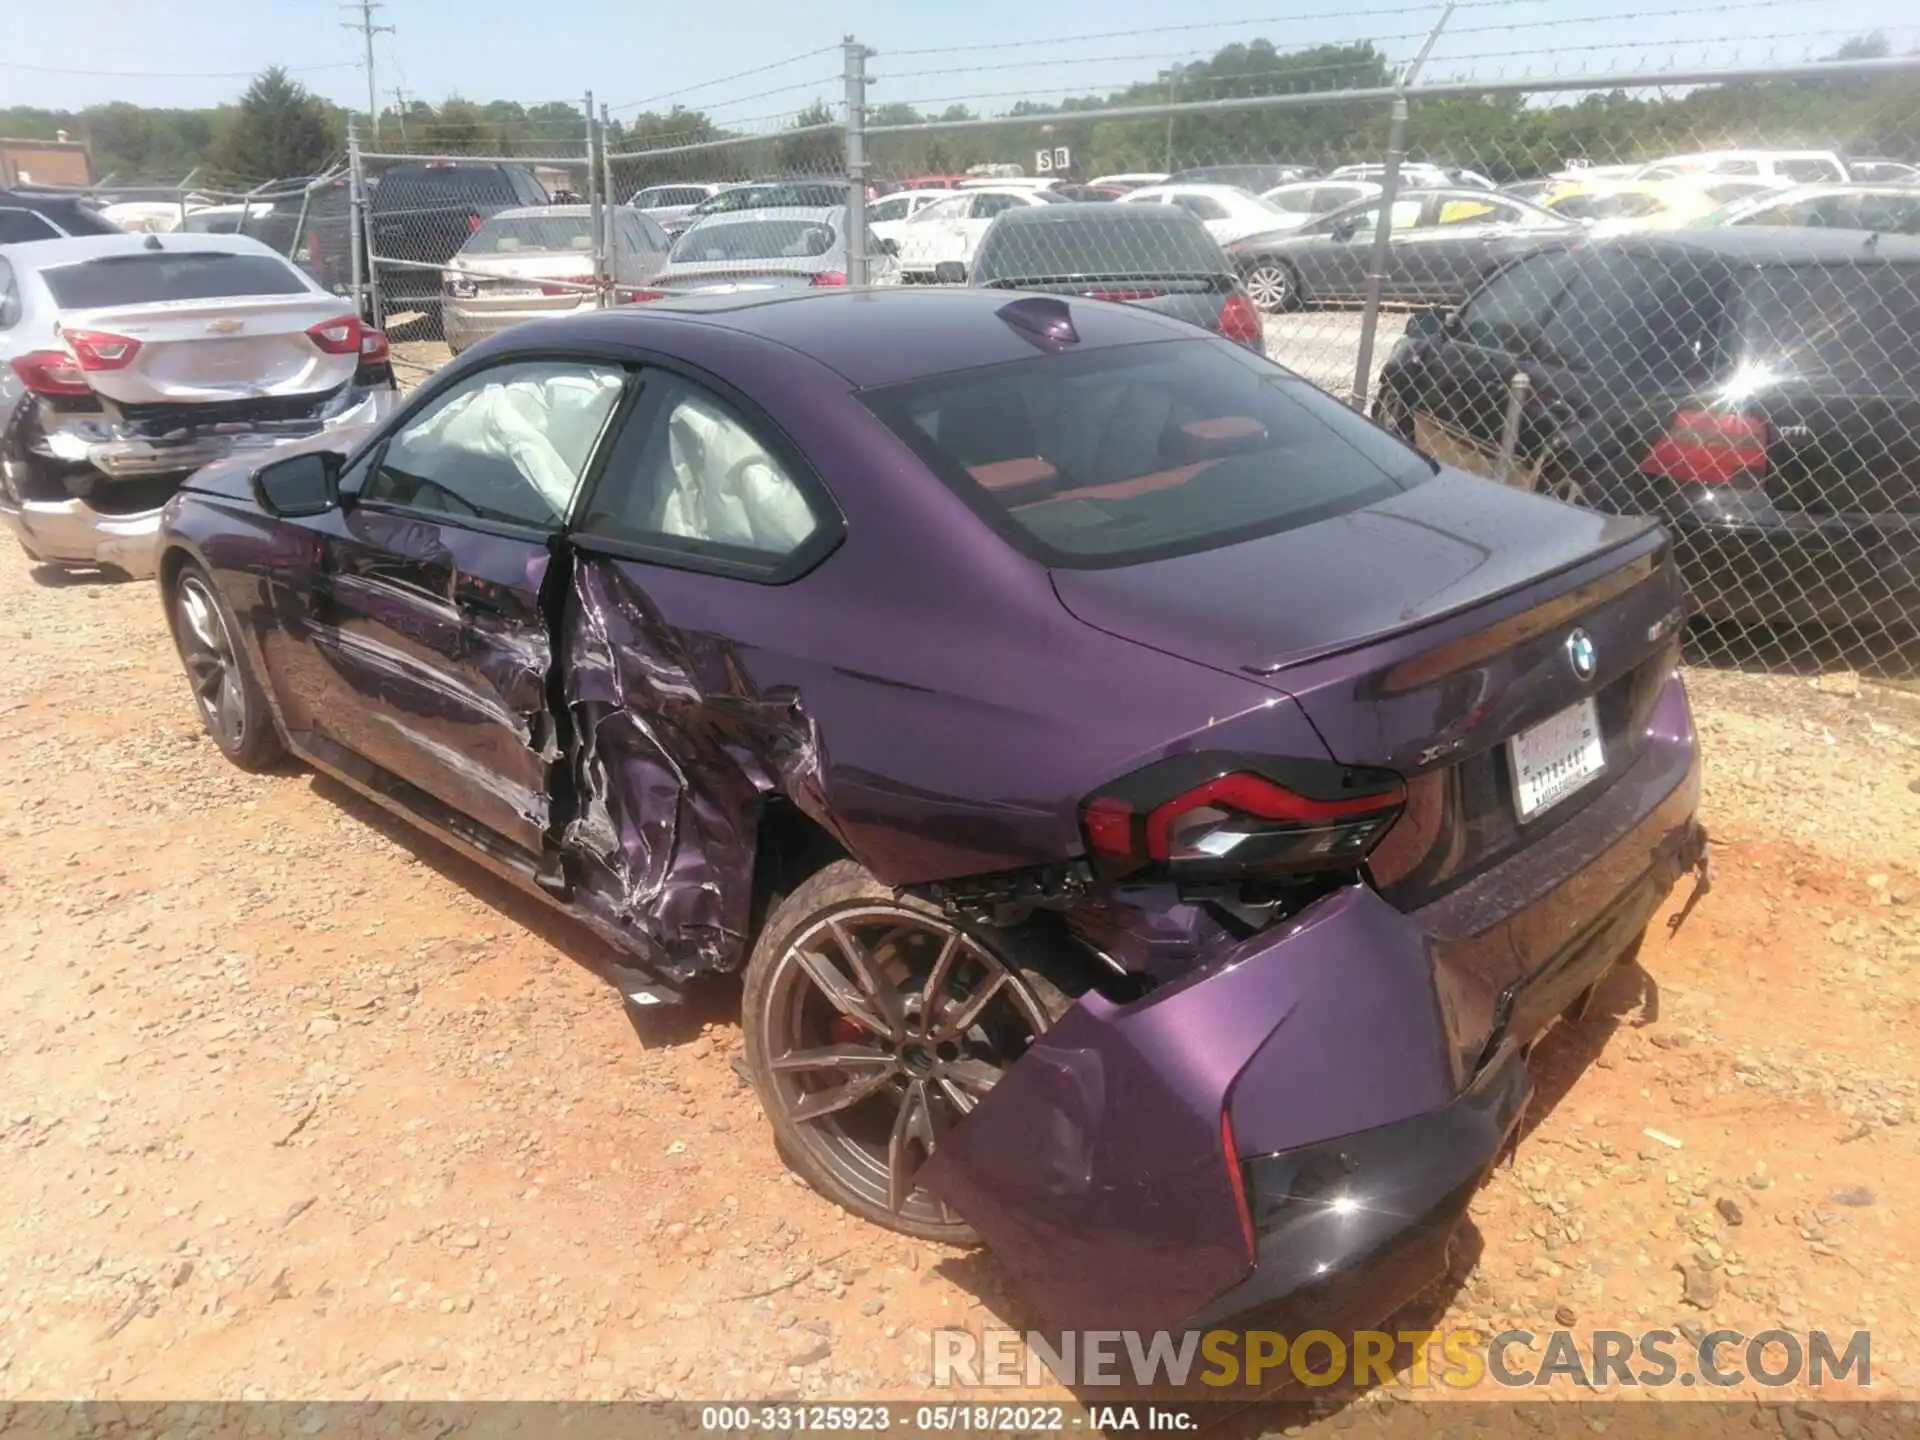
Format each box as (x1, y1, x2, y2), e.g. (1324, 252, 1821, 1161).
(1374, 229, 1920, 646)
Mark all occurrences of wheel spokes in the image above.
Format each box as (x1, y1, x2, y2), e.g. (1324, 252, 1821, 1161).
(930, 970, 1007, 1042)
(789, 1064, 900, 1123)
(791, 945, 892, 1041)
(180, 586, 223, 654)
(918, 932, 961, 1037)
(770, 1043, 896, 1075)
(827, 916, 908, 1040)
(886, 1078, 939, 1214)
(215, 671, 246, 739)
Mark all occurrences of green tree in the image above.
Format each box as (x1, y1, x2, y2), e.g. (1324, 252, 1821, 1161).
(776, 100, 840, 175)
(212, 68, 337, 183)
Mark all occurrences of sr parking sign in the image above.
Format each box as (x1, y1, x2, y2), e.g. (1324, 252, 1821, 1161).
(1035, 146, 1070, 174)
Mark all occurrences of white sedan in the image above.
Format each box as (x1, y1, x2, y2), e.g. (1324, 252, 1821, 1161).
(866, 189, 957, 250)
(1116, 183, 1293, 246)
(894, 187, 1060, 282)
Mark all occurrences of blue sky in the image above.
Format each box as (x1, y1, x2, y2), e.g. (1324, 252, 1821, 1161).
(2, 0, 1907, 122)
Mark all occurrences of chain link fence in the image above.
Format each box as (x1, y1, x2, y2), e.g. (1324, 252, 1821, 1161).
(319, 32, 1920, 671)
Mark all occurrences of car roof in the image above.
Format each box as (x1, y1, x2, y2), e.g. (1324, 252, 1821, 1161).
(1594, 227, 1920, 263)
(0, 230, 286, 270)
(492, 204, 597, 219)
(988, 200, 1200, 226)
(529, 285, 1213, 388)
(683, 205, 842, 226)
(1126, 183, 1258, 200)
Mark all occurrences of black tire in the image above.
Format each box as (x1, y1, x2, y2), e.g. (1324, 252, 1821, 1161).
(167, 561, 286, 772)
(741, 859, 1079, 1242)
(1243, 259, 1301, 313)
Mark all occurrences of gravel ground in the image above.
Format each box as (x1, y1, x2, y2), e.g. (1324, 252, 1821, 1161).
(4, 326, 1919, 1428)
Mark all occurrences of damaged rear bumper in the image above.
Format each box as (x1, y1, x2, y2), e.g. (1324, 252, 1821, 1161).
(40, 385, 395, 480)
(1, 494, 164, 578)
(921, 684, 1704, 1354)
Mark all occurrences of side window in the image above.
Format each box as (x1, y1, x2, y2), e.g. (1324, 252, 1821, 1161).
(1710, 158, 1761, 176)
(1536, 251, 1719, 378)
(362, 361, 626, 528)
(578, 371, 822, 564)
(918, 196, 968, 223)
(637, 214, 670, 251)
(870, 197, 909, 223)
(512, 169, 550, 206)
(1335, 200, 1422, 236)
(1780, 157, 1842, 183)
(0, 208, 59, 244)
(970, 193, 1020, 220)
(1456, 249, 1582, 351)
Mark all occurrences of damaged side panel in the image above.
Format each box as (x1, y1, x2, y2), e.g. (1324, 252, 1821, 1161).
(292, 507, 562, 857)
(556, 556, 827, 985)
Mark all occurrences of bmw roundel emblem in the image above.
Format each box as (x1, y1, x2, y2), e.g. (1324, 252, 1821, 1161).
(1566, 628, 1597, 681)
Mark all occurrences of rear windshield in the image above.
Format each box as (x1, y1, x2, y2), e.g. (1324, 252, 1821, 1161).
(467, 214, 593, 253)
(973, 215, 1227, 284)
(863, 339, 1430, 567)
(669, 219, 835, 263)
(633, 186, 708, 208)
(1733, 263, 1920, 387)
(375, 167, 515, 210)
(1548, 191, 1662, 221)
(42, 252, 308, 308)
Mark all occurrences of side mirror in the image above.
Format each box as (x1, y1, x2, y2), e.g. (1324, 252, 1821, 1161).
(879, 237, 900, 257)
(1404, 308, 1452, 341)
(253, 451, 343, 519)
(933, 260, 968, 285)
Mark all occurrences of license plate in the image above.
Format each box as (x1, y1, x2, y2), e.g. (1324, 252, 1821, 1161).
(485, 285, 541, 298)
(1509, 698, 1605, 820)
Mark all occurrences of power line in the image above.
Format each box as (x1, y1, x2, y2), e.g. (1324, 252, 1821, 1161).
(0, 59, 356, 78)
(608, 45, 841, 113)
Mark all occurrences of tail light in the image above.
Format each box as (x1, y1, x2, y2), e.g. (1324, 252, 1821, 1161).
(62, 329, 142, 371)
(10, 350, 91, 397)
(1641, 408, 1768, 485)
(466, 214, 484, 233)
(1214, 291, 1265, 347)
(810, 271, 849, 287)
(1080, 756, 1405, 879)
(306, 315, 363, 355)
(358, 328, 390, 364)
(539, 277, 594, 297)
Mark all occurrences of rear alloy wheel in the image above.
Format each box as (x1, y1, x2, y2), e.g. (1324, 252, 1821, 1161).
(1243, 260, 1299, 313)
(171, 565, 285, 771)
(742, 861, 1072, 1241)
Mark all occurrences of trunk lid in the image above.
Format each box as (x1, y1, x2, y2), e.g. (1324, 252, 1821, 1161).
(984, 275, 1230, 335)
(449, 251, 599, 313)
(1757, 386, 1920, 519)
(60, 293, 358, 406)
(1051, 469, 1684, 907)
(652, 260, 837, 293)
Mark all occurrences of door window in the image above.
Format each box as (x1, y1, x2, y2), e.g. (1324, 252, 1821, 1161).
(0, 208, 59, 244)
(1455, 248, 1582, 351)
(870, 197, 912, 223)
(970, 193, 1022, 220)
(916, 196, 970, 224)
(361, 361, 626, 527)
(578, 371, 823, 566)
(1778, 157, 1843, 183)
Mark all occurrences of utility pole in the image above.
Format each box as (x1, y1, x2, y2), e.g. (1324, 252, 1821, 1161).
(342, 0, 395, 142)
(390, 86, 411, 142)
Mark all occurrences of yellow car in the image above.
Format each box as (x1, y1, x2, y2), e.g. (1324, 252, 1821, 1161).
(1538, 175, 1780, 233)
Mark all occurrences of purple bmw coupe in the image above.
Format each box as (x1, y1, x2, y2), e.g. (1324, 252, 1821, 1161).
(157, 288, 1705, 1349)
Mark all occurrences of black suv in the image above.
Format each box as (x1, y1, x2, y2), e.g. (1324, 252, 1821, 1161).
(0, 190, 123, 245)
(1375, 229, 1920, 643)
(367, 161, 550, 316)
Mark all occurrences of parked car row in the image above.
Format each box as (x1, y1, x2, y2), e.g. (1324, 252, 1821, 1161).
(1373, 227, 1920, 644)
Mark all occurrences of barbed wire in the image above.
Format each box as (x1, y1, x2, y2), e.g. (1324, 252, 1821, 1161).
(0, 58, 358, 78)
(879, 37, 1432, 83)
